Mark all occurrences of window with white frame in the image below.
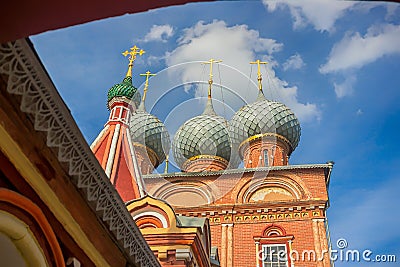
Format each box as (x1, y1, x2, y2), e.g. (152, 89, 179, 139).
(261, 244, 288, 267)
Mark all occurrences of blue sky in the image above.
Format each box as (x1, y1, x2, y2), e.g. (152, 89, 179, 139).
(30, 1, 400, 265)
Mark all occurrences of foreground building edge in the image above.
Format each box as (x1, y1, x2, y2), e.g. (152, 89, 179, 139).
(0, 39, 161, 266)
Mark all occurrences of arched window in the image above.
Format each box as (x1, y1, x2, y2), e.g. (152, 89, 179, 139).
(263, 149, 269, 166)
(254, 224, 294, 267)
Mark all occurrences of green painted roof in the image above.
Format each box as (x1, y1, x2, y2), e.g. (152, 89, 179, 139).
(107, 76, 141, 107)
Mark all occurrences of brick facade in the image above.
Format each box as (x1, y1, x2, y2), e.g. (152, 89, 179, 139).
(145, 164, 333, 267)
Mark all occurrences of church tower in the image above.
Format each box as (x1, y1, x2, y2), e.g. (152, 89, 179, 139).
(92, 47, 334, 267)
(91, 45, 170, 201)
(145, 59, 334, 267)
(91, 45, 146, 201)
(92, 47, 215, 267)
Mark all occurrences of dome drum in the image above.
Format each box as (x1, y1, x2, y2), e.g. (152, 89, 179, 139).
(107, 76, 141, 109)
(107, 96, 135, 111)
(182, 155, 229, 172)
(240, 133, 291, 167)
(133, 143, 160, 174)
(238, 132, 292, 158)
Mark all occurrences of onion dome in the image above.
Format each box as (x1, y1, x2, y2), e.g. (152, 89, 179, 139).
(129, 71, 170, 167)
(229, 60, 301, 155)
(172, 98, 232, 168)
(130, 110, 170, 165)
(229, 95, 301, 152)
(107, 45, 145, 109)
(107, 76, 141, 108)
(172, 59, 236, 171)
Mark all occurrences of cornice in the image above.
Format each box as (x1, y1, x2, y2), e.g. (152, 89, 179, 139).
(175, 200, 328, 225)
(145, 163, 334, 180)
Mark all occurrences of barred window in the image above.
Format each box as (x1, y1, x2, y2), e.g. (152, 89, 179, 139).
(263, 149, 269, 166)
(261, 244, 288, 267)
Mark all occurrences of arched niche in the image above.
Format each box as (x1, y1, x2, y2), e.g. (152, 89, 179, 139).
(237, 175, 310, 204)
(249, 186, 295, 202)
(152, 181, 214, 207)
(0, 189, 65, 267)
(127, 195, 179, 231)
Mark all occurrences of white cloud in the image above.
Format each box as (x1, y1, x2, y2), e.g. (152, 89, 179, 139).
(320, 24, 400, 73)
(319, 24, 400, 98)
(283, 53, 305, 70)
(264, 0, 355, 32)
(142, 24, 174, 42)
(162, 20, 320, 123)
(333, 75, 356, 98)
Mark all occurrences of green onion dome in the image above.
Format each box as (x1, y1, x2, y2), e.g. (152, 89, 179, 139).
(129, 103, 170, 166)
(107, 76, 141, 108)
(172, 99, 233, 168)
(229, 92, 301, 154)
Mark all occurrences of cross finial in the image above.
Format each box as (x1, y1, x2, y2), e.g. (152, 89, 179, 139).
(250, 60, 268, 92)
(122, 45, 145, 78)
(139, 71, 156, 103)
(202, 58, 222, 99)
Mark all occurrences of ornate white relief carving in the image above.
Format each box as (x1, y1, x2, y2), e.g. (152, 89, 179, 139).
(0, 40, 160, 267)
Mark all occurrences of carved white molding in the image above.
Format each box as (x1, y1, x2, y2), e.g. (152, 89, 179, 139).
(132, 211, 169, 228)
(0, 39, 160, 267)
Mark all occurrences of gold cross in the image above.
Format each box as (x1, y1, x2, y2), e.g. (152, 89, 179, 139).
(202, 58, 222, 98)
(139, 71, 156, 102)
(250, 60, 268, 91)
(122, 45, 145, 65)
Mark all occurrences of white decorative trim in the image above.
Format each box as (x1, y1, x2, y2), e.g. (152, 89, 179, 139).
(105, 123, 121, 177)
(90, 124, 109, 150)
(109, 105, 131, 124)
(0, 39, 160, 267)
(133, 211, 168, 228)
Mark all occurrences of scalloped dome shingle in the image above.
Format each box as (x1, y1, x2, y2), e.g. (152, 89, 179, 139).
(108, 76, 141, 108)
(172, 106, 232, 168)
(129, 110, 170, 165)
(229, 98, 301, 153)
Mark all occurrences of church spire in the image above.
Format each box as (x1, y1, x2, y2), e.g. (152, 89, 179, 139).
(138, 71, 156, 112)
(122, 45, 145, 78)
(250, 59, 268, 101)
(201, 58, 222, 115)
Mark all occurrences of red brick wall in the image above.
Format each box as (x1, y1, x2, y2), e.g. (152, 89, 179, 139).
(145, 166, 331, 267)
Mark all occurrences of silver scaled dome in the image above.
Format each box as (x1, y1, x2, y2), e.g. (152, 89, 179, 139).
(229, 93, 301, 153)
(172, 100, 232, 168)
(129, 102, 170, 166)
